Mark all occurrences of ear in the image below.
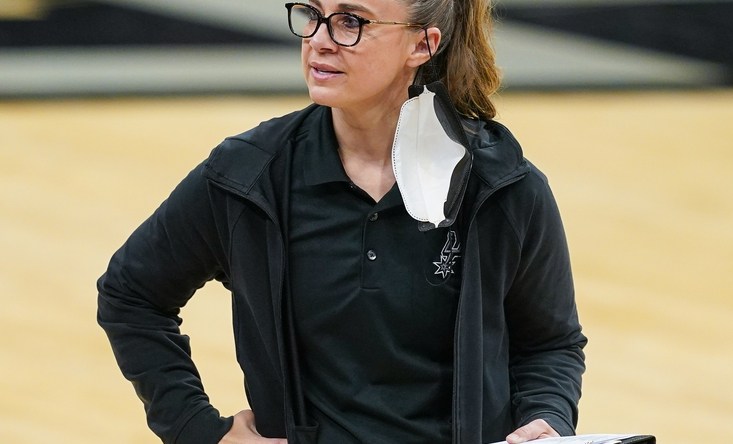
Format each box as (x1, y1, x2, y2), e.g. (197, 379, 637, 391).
(407, 27, 441, 68)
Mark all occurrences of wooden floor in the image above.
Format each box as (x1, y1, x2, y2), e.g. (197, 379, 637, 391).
(1, 90, 731, 443)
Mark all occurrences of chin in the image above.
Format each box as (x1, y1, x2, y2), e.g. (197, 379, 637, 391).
(307, 85, 344, 109)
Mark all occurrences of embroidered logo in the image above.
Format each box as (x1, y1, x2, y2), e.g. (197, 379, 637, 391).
(433, 230, 461, 279)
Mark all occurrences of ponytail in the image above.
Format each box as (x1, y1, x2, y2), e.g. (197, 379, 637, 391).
(408, 0, 500, 120)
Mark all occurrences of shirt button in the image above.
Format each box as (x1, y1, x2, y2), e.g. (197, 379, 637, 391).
(369, 212, 379, 222)
(366, 250, 377, 261)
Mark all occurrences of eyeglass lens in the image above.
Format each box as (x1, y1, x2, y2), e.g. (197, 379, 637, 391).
(288, 4, 362, 46)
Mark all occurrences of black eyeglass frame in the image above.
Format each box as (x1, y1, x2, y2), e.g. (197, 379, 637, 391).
(285, 2, 426, 47)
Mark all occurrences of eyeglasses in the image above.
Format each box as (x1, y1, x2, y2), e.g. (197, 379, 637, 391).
(285, 2, 425, 47)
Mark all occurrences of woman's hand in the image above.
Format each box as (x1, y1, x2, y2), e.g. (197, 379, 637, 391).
(218, 410, 288, 444)
(505, 419, 559, 443)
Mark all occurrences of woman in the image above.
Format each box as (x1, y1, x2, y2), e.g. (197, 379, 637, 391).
(97, 0, 586, 443)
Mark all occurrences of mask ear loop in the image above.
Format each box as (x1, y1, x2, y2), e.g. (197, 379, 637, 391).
(412, 27, 438, 87)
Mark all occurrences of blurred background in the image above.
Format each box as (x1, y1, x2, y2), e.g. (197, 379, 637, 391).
(0, 0, 732, 95)
(1, 1, 732, 443)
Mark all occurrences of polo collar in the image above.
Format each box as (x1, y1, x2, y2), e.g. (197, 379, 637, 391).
(302, 107, 350, 186)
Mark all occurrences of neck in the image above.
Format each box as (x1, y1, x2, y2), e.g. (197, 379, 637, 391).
(331, 105, 404, 201)
(330, 71, 412, 160)
(333, 109, 397, 163)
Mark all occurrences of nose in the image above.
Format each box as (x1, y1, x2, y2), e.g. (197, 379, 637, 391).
(308, 19, 337, 51)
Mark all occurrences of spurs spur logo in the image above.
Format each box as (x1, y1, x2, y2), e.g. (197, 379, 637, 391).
(433, 230, 461, 279)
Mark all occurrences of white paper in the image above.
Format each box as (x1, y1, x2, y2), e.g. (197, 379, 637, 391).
(488, 434, 637, 444)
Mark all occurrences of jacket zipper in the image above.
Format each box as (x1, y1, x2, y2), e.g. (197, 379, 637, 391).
(452, 170, 529, 444)
(208, 181, 298, 432)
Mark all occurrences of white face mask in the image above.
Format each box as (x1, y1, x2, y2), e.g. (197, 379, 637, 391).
(392, 81, 472, 231)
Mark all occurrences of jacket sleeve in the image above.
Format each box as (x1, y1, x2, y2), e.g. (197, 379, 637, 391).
(97, 162, 234, 444)
(502, 170, 587, 436)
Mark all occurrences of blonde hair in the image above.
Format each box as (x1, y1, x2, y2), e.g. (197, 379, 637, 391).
(406, 0, 500, 120)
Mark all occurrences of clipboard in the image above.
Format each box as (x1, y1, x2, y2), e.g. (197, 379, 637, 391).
(488, 434, 656, 444)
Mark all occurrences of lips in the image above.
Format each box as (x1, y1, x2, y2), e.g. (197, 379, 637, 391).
(310, 62, 343, 75)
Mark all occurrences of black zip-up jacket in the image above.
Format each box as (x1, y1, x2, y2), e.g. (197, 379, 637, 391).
(98, 104, 586, 444)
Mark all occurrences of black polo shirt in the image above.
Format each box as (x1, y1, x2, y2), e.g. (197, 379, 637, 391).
(288, 108, 462, 443)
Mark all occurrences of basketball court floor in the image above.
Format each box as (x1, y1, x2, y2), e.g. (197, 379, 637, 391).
(1, 90, 732, 443)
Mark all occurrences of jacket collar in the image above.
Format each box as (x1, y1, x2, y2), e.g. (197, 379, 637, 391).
(202, 104, 322, 197)
(462, 117, 530, 189)
(203, 104, 529, 199)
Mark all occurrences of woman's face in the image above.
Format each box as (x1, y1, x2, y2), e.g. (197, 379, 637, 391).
(299, 0, 425, 113)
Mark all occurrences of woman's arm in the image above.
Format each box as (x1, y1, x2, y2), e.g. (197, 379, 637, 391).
(502, 170, 587, 436)
(97, 163, 233, 444)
